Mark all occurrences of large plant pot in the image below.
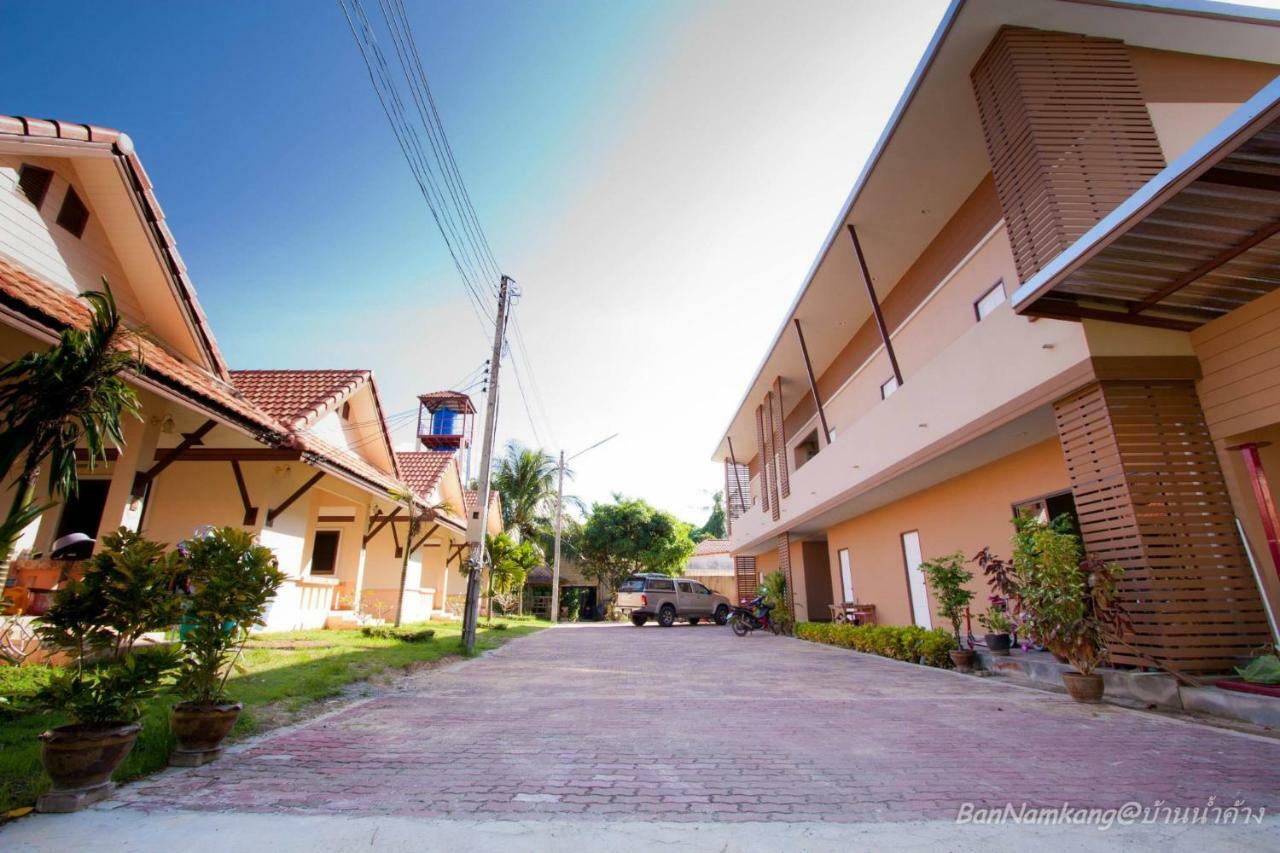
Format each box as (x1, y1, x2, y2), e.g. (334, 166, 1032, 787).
(170, 701, 243, 766)
(949, 649, 976, 673)
(37, 722, 141, 812)
(985, 632, 1012, 655)
(1062, 672, 1105, 703)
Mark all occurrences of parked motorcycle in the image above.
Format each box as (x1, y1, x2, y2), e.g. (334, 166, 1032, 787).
(729, 595, 779, 637)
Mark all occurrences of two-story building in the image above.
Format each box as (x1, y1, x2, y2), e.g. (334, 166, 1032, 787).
(713, 0, 1280, 672)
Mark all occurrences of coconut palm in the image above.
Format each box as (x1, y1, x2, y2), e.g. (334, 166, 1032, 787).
(0, 283, 141, 588)
(490, 441, 582, 555)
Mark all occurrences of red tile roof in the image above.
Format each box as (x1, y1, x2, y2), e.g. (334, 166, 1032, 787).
(0, 115, 229, 378)
(463, 489, 502, 517)
(692, 538, 731, 556)
(395, 450, 457, 500)
(231, 370, 371, 430)
(0, 256, 279, 436)
(418, 390, 476, 413)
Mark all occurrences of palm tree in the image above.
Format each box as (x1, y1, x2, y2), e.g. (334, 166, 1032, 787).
(0, 284, 141, 588)
(491, 441, 569, 554)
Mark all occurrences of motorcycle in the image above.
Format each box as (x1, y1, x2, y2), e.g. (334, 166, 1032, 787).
(729, 595, 779, 637)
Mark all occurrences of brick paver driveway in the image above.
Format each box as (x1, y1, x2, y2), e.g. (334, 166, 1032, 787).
(120, 623, 1280, 823)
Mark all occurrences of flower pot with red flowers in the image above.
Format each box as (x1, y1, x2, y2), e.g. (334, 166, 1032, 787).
(171, 527, 284, 766)
(33, 530, 183, 812)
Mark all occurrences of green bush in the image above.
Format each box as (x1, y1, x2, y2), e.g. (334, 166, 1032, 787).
(359, 626, 436, 643)
(795, 622, 957, 668)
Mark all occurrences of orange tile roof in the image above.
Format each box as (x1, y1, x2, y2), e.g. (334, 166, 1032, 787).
(0, 256, 279, 436)
(0, 115, 229, 378)
(692, 538, 731, 556)
(231, 369, 371, 430)
(396, 450, 457, 500)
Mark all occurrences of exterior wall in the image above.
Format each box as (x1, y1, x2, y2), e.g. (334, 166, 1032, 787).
(823, 439, 1069, 629)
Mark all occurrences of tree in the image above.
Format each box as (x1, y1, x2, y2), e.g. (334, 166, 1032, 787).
(491, 442, 559, 551)
(485, 532, 539, 619)
(578, 496, 696, 595)
(691, 491, 726, 542)
(0, 284, 141, 588)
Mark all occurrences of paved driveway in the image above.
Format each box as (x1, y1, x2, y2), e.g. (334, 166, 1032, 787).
(110, 622, 1278, 823)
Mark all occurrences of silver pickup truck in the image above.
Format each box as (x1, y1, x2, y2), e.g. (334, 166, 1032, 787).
(614, 574, 733, 627)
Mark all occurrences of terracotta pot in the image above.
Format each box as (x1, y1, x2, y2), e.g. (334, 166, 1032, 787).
(1062, 671, 1105, 703)
(985, 632, 1012, 655)
(171, 701, 243, 753)
(949, 649, 976, 672)
(38, 722, 141, 792)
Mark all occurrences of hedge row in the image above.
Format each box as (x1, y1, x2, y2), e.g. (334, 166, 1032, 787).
(795, 622, 957, 668)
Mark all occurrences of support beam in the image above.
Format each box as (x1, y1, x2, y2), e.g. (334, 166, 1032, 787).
(846, 224, 902, 387)
(1130, 217, 1280, 314)
(131, 419, 216, 497)
(75, 448, 120, 463)
(410, 524, 440, 557)
(1230, 442, 1280, 587)
(229, 460, 258, 526)
(153, 448, 302, 462)
(792, 319, 830, 445)
(392, 517, 403, 559)
(363, 507, 402, 545)
(1027, 300, 1198, 331)
(447, 543, 467, 567)
(265, 471, 325, 527)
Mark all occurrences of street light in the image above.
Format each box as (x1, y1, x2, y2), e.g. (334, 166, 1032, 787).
(551, 432, 618, 623)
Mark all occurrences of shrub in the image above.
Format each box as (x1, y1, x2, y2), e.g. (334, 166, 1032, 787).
(795, 622, 957, 668)
(360, 626, 436, 642)
(917, 551, 973, 646)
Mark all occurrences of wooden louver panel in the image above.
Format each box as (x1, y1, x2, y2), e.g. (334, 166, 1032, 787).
(777, 533, 794, 617)
(734, 555, 758, 605)
(970, 27, 1165, 283)
(772, 377, 789, 499)
(764, 392, 781, 522)
(1053, 380, 1270, 672)
(754, 404, 769, 515)
(723, 459, 750, 536)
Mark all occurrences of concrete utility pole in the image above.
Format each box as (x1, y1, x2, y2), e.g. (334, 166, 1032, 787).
(462, 275, 513, 654)
(550, 433, 618, 623)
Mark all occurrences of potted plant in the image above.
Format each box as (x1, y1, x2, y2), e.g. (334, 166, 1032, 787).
(978, 603, 1014, 655)
(33, 529, 181, 811)
(918, 551, 976, 672)
(1015, 521, 1128, 702)
(170, 527, 283, 766)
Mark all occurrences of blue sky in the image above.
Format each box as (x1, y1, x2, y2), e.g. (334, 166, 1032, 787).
(4, 0, 958, 522)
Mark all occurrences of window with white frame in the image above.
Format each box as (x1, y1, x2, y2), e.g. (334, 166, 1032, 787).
(974, 280, 1006, 321)
(880, 375, 899, 399)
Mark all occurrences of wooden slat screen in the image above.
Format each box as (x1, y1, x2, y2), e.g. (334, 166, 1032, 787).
(777, 533, 795, 618)
(734, 555, 758, 605)
(723, 459, 750, 536)
(754, 404, 770, 515)
(1053, 380, 1270, 672)
(763, 394, 781, 522)
(971, 27, 1165, 284)
(772, 376, 790, 499)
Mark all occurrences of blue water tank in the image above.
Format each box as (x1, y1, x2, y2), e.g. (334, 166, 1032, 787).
(432, 408, 459, 435)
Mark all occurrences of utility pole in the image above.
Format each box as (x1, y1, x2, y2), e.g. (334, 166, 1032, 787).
(550, 433, 618, 623)
(462, 275, 512, 654)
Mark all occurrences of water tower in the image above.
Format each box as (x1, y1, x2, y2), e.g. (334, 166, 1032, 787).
(416, 391, 476, 452)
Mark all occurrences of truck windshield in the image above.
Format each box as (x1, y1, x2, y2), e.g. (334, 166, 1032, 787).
(618, 578, 646, 593)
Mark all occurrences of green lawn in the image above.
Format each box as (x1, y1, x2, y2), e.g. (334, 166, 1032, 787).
(0, 618, 547, 814)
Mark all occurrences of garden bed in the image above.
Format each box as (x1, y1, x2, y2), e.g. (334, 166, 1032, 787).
(0, 619, 546, 814)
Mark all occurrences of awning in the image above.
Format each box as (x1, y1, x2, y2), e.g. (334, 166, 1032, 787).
(1011, 76, 1280, 331)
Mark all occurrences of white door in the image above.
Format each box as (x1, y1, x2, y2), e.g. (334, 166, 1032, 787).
(838, 548, 854, 603)
(901, 530, 932, 629)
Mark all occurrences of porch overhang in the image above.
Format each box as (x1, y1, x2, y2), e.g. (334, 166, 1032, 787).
(1011, 76, 1280, 331)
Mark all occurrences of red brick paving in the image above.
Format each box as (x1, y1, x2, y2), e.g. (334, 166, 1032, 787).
(119, 623, 1280, 823)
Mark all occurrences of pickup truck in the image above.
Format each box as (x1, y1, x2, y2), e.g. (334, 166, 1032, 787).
(614, 573, 733, 627)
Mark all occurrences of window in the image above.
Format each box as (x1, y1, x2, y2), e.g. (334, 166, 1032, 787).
(618, 577, 646, 593)
(692, 582, 711, 595)
(880, 375, 899, 399)
(793, 429, 820, 471)
(17, 164, 53, 208)
(56, 186, 89, 238)
(677, 580, 694, 593)
(1012, 490, 1080, 535)
(647, 578, 674, 592)
(974, 281, 1006, 321)
(310, 530, 341, 575)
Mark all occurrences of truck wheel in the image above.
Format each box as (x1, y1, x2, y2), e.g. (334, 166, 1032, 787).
(714, 605, 729, 626)
(657, 605, 676, 627)
(630, 614, 647, 627)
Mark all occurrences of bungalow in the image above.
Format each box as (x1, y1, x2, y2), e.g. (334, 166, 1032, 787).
(0, 114, 479, 631)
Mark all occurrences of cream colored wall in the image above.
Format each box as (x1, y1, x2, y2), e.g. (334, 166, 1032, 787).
(0, 155, 143, 320)
(824, 438, 1069, 629)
